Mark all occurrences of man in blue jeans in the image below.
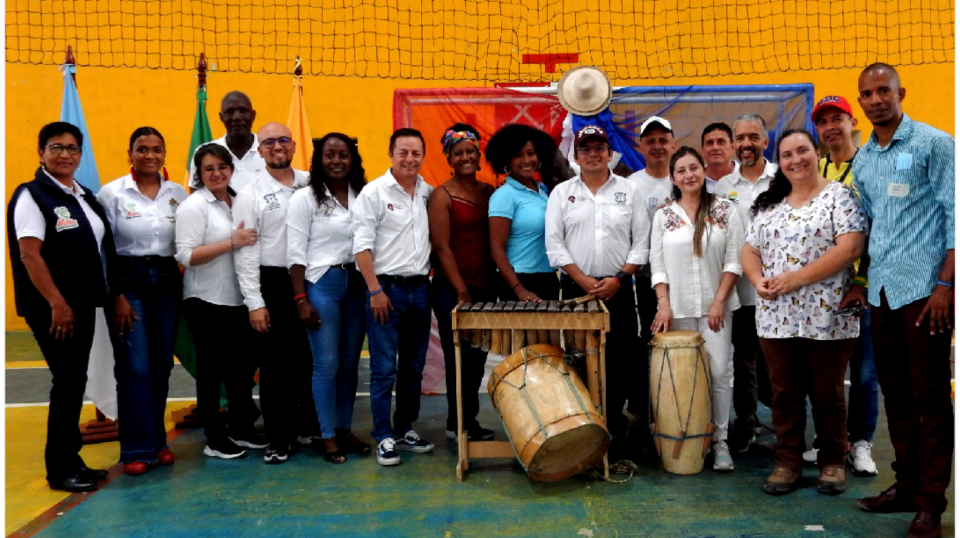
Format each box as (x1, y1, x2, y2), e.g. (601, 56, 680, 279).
(352, 128, 436, 466)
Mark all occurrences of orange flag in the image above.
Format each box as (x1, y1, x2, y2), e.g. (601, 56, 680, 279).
(287, 57, 314, 172)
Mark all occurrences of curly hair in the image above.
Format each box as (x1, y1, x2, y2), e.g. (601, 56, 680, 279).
(310, 132, 366, 208)
(751, 129, 817, 217)
(485, 123, 560, 190)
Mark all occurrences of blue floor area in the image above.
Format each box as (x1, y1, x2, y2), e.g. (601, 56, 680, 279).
(28, 393, 954, 538)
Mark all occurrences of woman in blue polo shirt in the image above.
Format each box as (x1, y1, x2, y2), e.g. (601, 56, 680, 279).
(486, 124, 561, 302)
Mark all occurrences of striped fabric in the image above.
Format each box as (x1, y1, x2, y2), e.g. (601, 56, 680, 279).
(852, 114, 955, 310)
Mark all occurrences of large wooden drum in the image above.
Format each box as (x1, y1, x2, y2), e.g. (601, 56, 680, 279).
(488, 344, 611, 482)
(649, 330, 714, 475)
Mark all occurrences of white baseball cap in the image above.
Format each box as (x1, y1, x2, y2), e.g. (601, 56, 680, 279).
(639, 116, 673, 137)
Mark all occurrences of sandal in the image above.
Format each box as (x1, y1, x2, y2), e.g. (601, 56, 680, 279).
(323, 451, 347, 464)
(336, 429, 372, 455)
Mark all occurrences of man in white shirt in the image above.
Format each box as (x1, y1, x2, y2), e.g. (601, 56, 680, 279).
(701, 122, 740, 193)
(714, 113, 779, 454)
(546, 125, 650, 457)
(625, 116, 676, 424)
(352, 128, 436, 466)
(233, 122, 314, 464)
(189, 91, 267, 193)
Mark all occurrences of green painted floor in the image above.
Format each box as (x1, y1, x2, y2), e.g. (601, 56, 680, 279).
(25, 395, 955, 538)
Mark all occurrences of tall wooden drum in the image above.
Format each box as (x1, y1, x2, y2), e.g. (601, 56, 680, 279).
(488, 344, 611, 482)
(649, 330, 714, 475)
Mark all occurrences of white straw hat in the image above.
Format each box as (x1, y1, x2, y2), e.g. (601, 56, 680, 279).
(557, 66, 612, 116)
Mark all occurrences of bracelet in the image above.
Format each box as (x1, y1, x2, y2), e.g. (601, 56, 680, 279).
(657, 295, 668, 301)
(853, 276, 868, 289)
(368, 286, 383, 296)
(611, 276, 621, 289)
(295, 297, 309, 306)
(230, 237, 236, 251)
(512, 282, 523, 291)
(293, 293, 307, 301)
(937, 279, 953, 288)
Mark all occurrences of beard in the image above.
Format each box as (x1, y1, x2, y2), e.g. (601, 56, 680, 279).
(267, 159, 293, 170)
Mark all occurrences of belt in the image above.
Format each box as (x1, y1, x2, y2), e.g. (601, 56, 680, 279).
(116, 255, 177, 267)
(330, 262, 357, 272)
(378, 274, 429, 287)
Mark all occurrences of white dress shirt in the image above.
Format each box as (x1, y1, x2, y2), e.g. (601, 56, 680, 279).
(287, 185, 358, 283)
(705, 161, 741, 194)
(15, 170, 105, 250)
(189, 135, 266, 193)
(650, 197, 744, 318)
(232, 169, 309, 311)
(713, 159, 779, 306)
(545, 173, 651, 277)
(175, 188, 243, 306)
(96, 174, 188, 257)
(626, 168, 673, 225)
(351, 168, 434, 277)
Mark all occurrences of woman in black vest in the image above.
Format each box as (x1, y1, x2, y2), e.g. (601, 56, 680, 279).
(7, 122, 124, 492)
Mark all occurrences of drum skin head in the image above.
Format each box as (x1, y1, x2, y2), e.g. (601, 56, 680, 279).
(650, 330, 704, 348)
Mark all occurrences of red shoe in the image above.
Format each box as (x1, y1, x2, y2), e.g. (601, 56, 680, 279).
(123, 462, 149, 476)
(157, 449, 175, 466)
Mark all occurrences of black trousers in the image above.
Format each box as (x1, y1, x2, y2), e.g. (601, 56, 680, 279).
(629, 274, 656, 418)
(25, 305, 96, 481)
(255, 267, 317, 445)
(731, 305, 772, 436)
(562, 275, 637, 439)
(183, 298, 258, 444)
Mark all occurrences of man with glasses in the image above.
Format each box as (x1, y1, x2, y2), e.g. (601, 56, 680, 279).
(233, 122, 316, 464)
(546, 125, 650, 460)
(189, 91, 266, 192)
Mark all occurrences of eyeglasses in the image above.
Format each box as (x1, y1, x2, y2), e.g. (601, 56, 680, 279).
(578, 144, 609, 155)
(47, 144, 81, 155)
(261, 137, 292, 149)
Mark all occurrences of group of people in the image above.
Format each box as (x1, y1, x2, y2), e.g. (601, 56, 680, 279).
(8, 63, 952, 538)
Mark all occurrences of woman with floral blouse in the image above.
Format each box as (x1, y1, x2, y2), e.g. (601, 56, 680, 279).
(650, 146, 744, 473)
(742, 129, 866, 497)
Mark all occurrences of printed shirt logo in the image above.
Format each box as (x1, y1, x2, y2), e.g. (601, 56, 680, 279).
(54, 206, 79, 232)
(124, 202, 142, 219)
(727, 190, 739, 204)
(817, 95, 842, 106)
(646, 197, 659, 209)
(568, 196, 576, 203)
(263, 192, 281, 210)
(614, 192, 627, 204)
(387, 203, 395, 211)
(388, 201, 404, 211)
(422, 195, 429, 207)
(166, 198, 179, 223)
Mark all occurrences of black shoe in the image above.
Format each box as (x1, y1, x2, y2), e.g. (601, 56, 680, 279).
(263, 443, 290, 464)
(229, 432, 269, 450)
(78, 464, 109, 481)
(48, 473, 98, 492)
(204, 439, 247, 460)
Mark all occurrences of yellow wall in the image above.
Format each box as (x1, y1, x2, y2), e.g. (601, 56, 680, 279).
(4, 61, 954, 330)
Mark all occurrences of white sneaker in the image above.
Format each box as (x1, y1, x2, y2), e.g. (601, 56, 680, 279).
(712, 441, 734, 472)
(846, 440, 878, 476)
(803, 448, 819, 464)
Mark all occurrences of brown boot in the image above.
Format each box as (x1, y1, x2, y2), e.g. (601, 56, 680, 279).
(906, 511, 941, 538)
(764, 467, 800, 495)
(857, 485, 919, 513)
(817, 465, 846, 495)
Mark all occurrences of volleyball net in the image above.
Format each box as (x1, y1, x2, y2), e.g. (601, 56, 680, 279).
(6, 0, 955, 81)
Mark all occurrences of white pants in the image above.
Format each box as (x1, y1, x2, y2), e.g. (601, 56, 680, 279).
(671, 315, 733, 441)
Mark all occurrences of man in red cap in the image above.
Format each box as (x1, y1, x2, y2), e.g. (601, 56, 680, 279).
(801, 95, 879, 478)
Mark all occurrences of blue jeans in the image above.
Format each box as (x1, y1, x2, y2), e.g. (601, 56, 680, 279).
(847, 308, 878, 442)
(109, 256, 181, 463)
(305, 268, 367, 439)
(366, 279, 431, 442)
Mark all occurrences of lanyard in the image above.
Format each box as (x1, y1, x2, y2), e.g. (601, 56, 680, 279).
(821, 149, 858, 184)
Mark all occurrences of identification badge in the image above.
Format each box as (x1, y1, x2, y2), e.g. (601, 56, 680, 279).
(887, 183, 910, 197)
(895, 153, 913, 171)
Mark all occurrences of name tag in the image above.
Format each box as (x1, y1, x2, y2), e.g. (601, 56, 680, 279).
(896, 153, 913, 171)
(887, 183, 910, 197)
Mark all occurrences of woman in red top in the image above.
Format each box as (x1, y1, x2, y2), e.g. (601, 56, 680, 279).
(428, 123, 497, 442)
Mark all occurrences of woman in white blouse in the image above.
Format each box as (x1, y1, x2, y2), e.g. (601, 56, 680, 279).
(742, 129, 866, 496)
(97, 127, 188, 476)
(175, 144, 259, 460)
(650, 146, 744, 473)
(288, 133, 369, 464)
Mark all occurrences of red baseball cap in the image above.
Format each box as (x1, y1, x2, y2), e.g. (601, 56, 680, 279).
(811, 95, 854, 122)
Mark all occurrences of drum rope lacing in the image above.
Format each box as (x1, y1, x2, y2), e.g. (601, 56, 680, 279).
(648, 344, 716, 443)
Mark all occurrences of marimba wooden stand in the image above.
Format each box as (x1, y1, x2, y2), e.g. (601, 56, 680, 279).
(451, 299, 611, 481)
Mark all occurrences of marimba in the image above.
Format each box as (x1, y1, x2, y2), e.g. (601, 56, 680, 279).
(451, 296, 611, 480)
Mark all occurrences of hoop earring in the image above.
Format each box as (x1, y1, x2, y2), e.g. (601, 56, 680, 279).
(503, 165, 510, 175)
(538, 162, 542, 170)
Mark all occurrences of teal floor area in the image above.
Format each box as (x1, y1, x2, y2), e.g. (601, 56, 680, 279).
(27, 394, 954, 538)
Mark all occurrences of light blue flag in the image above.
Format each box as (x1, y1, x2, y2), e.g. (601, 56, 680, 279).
(59, 64, 101, 194)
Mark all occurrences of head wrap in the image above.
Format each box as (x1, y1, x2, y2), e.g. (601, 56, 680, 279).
(442, 129, 480, 155)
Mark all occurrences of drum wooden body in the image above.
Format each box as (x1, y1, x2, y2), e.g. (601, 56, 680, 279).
(649, 330, 714, 475)
(488, 344, 611, 482)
